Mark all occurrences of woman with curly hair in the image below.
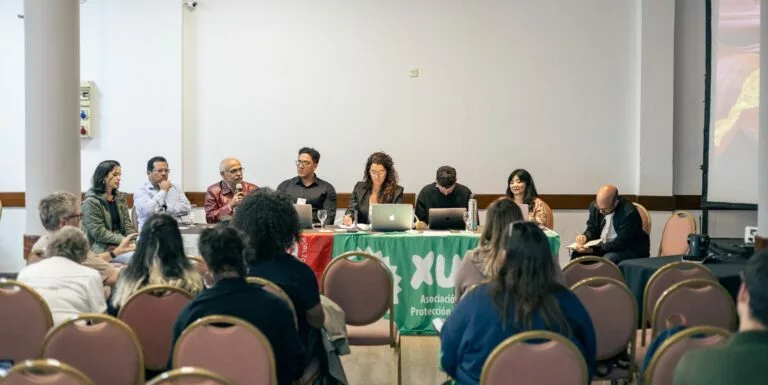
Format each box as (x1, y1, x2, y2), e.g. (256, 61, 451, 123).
(232, 188, 324, 366)
(343, 151, 405, 225)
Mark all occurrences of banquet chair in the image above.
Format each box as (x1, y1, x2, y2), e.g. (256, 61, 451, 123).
(562, 256, 623, 288)
(658, 211, 697, 256)
(118, 285, 194, 371)
(1, 359, 94, 385)
(0, 279, 53, 363)
(643, 326, 731, 385)
(146, 367, 234, 385)
(42, 314, 144, 385)
(321, 251, 401, 385)
(571, 277, 637, 383)
(639, 262, 716, 348)
(173, 315, 276, 385)
(649, 279, 736, 341)
(246, 277, 298, 330)
(633, 202, 651, 234)
(480, 330, 589, 385)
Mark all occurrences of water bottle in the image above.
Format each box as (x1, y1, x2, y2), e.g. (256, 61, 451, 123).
(468, 197, 478, 231)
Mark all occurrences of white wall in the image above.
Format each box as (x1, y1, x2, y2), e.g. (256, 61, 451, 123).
(1, 0, 753, 272)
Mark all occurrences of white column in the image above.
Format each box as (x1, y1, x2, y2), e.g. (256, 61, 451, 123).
(760, 0, 768, 237)
(24, 0, 80, 234)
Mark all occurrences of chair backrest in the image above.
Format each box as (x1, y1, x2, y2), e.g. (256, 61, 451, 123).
(651, 279, 736, 340)
(633, 202, 652, 234)
(480, 330, 588, 385)
(146, 367, 234, 385)
(1, 359, 94, 385)
(173, 315, 276, 385)
(117, 285, 194, 371)
(641, 262, 716, 333)
(42, 314, 144, 385)
(0, 279, 53, 363)
(321, 252, 394, 328)
(658, 211, 697, 256)
(643, 326, 731, 385)
(562, 256, 623, 288)
(570, 277, 637, 363)
(540, 199, 554, 229)
(246, 277, 298, 329)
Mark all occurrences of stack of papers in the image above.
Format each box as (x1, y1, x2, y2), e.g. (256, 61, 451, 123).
(566, 239, 601, 249)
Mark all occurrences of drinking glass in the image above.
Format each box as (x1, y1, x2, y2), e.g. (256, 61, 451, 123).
(318, 210, 328, 230)
(462, 212, 472, 232)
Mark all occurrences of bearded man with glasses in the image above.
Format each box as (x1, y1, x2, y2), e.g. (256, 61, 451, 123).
(277, 147, 337, 224)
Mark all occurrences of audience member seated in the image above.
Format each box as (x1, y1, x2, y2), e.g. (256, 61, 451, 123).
(453, 198, 524, 303)
(232, 189, 325, 366)
(81, 160, 137, 253)
(134, 156, 192, 231)
(18, 226, 107, 326)
(277, 147, 338, 224)
(673, 250, 768, 385)
(30, 191, 133, 287)
(440, 221, 596, 385)
(571, 184, 650, 264)
(109, 213, 203, 314)
(415, 165, 472, 225)
(505, 168, 552, 226)
(171, 224, 304, 384)
(343, 151, 404, 225)
(204, 157, 258, 223)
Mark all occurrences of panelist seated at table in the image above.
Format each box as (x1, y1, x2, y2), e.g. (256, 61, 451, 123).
(441, 221, 597, 385)
(81, 160, 137, 253)
(133, 156, 192, 231)
(673, 250, 768, 385)
(505, 168, 552, 227)
(571, 184, 650, 264)
(204, 157, 258, 223)
(277, 147, 337, 224)
(415, 165, 472, 225)
(343, 151, 404, 225)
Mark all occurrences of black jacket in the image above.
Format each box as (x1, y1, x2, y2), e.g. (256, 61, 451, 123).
(345, 181, 404, 224)
(583, 197, 650, 258)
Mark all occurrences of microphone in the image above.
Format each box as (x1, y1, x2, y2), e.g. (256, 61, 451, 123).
(235, 183, 243, 194)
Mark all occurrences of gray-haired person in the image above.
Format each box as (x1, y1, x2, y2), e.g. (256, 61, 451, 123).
(17, 226, 107, 325)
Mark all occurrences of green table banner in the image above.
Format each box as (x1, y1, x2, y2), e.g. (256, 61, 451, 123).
(331, 230, 560, 335)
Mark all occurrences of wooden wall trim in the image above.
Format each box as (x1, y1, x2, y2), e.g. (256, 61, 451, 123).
(0, 191, 704, 211)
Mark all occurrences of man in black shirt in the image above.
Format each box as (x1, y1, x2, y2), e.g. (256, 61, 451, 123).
(277, 147, 337, 224)
(415, 166, 473, 224)
(170, 224, 304, 384)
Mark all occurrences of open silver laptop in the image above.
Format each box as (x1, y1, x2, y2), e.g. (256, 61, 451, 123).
(293, 204, 313, 229)
(370, 204, 413, 232)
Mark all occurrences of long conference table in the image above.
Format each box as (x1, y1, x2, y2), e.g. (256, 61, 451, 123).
(181, 225, 561, 336)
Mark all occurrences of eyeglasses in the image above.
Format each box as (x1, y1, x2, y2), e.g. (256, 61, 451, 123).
(152, 168, 171, 174)
(369, 170, 387, 177)
(228, 167, 244, 175)
(295, 160, 313, 167)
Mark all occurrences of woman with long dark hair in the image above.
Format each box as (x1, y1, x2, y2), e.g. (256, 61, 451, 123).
(441, 221, 596, 384)
(343, 151, 404, 225)
(505, 168, 552, 227)
(110, 213, 202, 312)
(81, 160, 136, 252)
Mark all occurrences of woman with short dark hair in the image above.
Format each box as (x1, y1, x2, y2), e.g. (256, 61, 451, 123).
(505, 168, 552, 227)
(81, 160, 136, 252)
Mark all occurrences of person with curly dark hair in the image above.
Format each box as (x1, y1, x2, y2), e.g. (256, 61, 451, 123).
(343, 151, 404, 225)
(232, 188, 325, 366)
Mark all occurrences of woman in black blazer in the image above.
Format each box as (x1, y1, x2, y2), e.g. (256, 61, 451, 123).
(343, 152, 404, 225)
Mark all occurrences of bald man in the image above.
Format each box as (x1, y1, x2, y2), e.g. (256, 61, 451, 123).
(571, 184, 650, 264)
(204, 158, 258, 223)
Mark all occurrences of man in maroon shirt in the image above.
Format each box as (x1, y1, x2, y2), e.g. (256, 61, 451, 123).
(204, 158, 258, 223)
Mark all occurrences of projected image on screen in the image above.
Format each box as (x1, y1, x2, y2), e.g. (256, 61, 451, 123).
(708, 0, 760, 204)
